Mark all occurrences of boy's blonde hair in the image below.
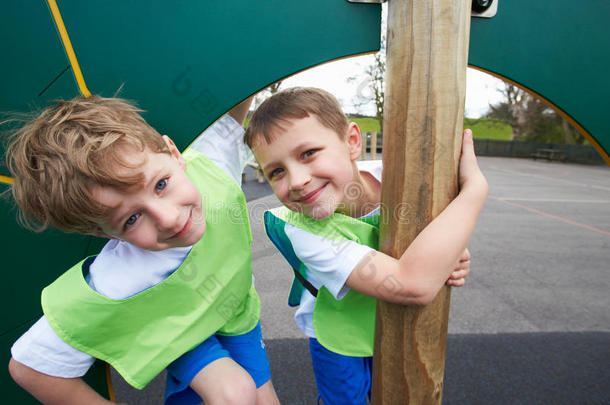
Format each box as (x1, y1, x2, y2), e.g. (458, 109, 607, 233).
(244, 87, 349, 148)
(5, 95, 170, 234)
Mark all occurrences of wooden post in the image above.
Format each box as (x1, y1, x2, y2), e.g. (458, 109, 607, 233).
(372, 1, 471, 404)
(370, 131, 378, 160)
(361, 132, 368, 160)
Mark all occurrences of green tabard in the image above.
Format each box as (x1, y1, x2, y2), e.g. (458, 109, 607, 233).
(42, 150, 260, 389)
(264, 206, 378, 357)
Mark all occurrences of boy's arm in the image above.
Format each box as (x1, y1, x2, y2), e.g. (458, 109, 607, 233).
(8, 358, 121, 405)
(187, 97, 254, 185)
(227, 96, 254, 126)
(346, 129, 488, 306)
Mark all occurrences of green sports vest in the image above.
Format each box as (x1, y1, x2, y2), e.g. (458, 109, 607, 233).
(42, 149, 260, 389)
(264, 206, 379, 357)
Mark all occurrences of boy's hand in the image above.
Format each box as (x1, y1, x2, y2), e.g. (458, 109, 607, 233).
(446, 248, 470, 287)
(458, 129, 488, 197)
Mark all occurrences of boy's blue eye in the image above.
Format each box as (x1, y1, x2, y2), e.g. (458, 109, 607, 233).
(125, 213, 140, 227)
(156, 178, 167, 192)
(302, 149, 317, 158)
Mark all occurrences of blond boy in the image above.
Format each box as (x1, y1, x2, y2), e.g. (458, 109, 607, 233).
(6, 96, 279, 405)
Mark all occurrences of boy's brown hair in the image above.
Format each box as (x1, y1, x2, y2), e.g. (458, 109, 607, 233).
(5, 95, 170, 234)
(244, 87, 349, 148)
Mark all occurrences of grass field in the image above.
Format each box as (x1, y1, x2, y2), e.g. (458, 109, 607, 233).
(464, 117, 513, 140)
(350, 116, 513, 141)
(246, 116, 513, 141)
(349, 117, 381, 133)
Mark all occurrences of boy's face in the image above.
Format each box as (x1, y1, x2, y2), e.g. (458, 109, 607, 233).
(252, 115, 361, 220)
(91, 136, 205, 251)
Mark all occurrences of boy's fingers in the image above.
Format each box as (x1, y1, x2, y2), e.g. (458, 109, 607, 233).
(450, 269, 469, 280)
(461, 129, 475, 155)
(455, 259, 470, 270)
(447, 278, 466, 287)
(459, 255, 471, 264)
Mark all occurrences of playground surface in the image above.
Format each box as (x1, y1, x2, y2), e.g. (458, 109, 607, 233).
(111, 156, 610, 404)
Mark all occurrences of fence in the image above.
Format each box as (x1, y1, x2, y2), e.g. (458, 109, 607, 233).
(360, 132, 605, 165)
(473, 139, 605, 164)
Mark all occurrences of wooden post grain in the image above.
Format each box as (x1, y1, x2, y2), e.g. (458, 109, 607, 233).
(372, 1, 471, 404)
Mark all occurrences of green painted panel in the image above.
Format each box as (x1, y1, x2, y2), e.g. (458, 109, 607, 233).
(469, 0, 610, 159)
(2, 0, 607, 400)
(0, 0, 379, 338)
(1, 323, 110, 403)
(0, 1, 77, 177)
(0, 2, 80, 121)
(0, 184, 105, 334)
(0, 0, 380, 400)
(52, 0, 382, 150)
(0, 182, 108, 400)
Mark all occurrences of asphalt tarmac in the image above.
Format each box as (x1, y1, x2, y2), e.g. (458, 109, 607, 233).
(112, 157, 610, 404)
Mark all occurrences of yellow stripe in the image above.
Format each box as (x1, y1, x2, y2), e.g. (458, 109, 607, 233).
(0, 175, 14, 185)
(105, 363, 116, 402)
(46, 0, 91, 97)
(31, 6, 108, 398)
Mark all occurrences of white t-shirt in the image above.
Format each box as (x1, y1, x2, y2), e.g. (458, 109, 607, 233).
(11, 115, 252, 378)
(286, 160, 382, 338)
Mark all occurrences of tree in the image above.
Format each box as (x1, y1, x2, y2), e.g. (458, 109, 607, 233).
(252, 80, 283, 111)
(486, 82, 585, 144)
(485, 82, 527, 139)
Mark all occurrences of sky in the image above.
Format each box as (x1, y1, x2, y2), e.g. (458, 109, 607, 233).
(281, 54, 507, 119)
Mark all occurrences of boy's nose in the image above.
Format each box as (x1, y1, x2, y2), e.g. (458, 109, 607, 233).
(148, 200, 180, 231)
(288, 168, 311, 191)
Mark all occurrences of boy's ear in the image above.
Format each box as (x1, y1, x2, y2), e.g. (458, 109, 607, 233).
(345, 122, 362, 161)
(162, 135, 186, 170)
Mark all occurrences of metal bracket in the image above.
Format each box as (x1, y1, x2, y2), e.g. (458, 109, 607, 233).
(472, 0, 498, 18)
(347, 0, 387, 4)
(347, 0, 497, 19)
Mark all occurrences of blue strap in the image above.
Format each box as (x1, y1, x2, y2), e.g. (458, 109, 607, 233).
(263, 211, 318, 306)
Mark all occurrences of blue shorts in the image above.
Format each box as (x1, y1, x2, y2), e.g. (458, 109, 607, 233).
(165, 322, 271, 405)
(309, 338, 373, 405)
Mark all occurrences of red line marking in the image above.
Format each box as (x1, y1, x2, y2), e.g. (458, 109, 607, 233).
(489, 196, 610, 237)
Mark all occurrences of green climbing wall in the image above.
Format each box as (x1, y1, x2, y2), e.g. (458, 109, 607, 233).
(468, 0, 610, 163)
(1, 0, 608, 402)
(0, 0, 381, 402)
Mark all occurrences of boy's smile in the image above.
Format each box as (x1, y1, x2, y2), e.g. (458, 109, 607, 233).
(252, 115, 364, 220)
(91, 137, 206, 251)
